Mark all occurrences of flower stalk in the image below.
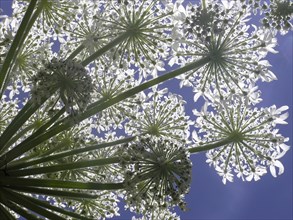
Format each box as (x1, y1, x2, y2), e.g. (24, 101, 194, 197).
(189, 136, 235, 154)
(6, 156, 120, 177)
(0, 177, 124, 190)
(0, 56, 210, 168)
(0, 0, 40, 97)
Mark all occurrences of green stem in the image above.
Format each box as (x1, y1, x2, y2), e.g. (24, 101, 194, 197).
(81, 32, 130, 66)
(7, 186, 99, 199)
(188, 137, 233, 154)
(12, 4, 43, 70)
(0, 194, 40, 220)
(25, 107, 66, 142)
(1, 188, 66, 220)
(0, 123, 68, 169)
(0, 57, 210, 167)
(8, 136, 135, 170)
(0, 98, 61, 155)
(0, 204, 14, 220)
(0, 177, 124, 190)
(2, 123, 36, 151)
(0, 0, 38, 98)
(77, 56, 210, 122)
(7, 157, 120, 177)
(202, 0, 207, 10)
(66, 44, 85, 60)
(0, 100, 37, 153)
(8, 189, 93, 220)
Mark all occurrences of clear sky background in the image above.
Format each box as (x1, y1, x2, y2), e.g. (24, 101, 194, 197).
(0, 0, 292, 219)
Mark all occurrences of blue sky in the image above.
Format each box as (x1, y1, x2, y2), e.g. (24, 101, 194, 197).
(0, 0, 292, 219)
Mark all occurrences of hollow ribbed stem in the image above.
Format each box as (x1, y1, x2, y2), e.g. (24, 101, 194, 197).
(0, 203, 14, 220)
(10, 189, 92, 220)
(6, 186, 98, 200)
(2, 123, 36, 152)
(0, 98, 62, 155)
(0, 177, 124, 190)
(81, 32, 130, 66)
(0, 0, 39, 98)
(189, 137, 234, 154)
(0, 188, 65, 220)
(0, 57, 210, 168)
(7, 156, 120, 177)
(0, 196, 39, 220)
(66, 44, 85, 60)
(8, 136, 135, 170)
(77, 56, 210, 122)
(202, 0, 207, 10)
(0, 100, 37, 154)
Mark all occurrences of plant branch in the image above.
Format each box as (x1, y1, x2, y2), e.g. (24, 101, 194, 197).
(0, 177, 124, 190)
(8, 136, 135, 170)
(81, 32, 130, 66)
(7, 157, 120, 176)
(0, 57, 210, 167)
(0, 0, 38, 98)
(189, 137, 233, 154)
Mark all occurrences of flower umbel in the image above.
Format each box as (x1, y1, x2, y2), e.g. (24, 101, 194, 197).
(262, 0, 293, 34)
(94, 0, 173, 68)
(31, 58, 94, 113)
(121, 137, 192, 212)
(125, 88, 191, 142)
(194, 96, 290, 184)
(172, 1, 278, 101)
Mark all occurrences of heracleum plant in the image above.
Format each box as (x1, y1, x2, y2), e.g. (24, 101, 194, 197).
(0, 0, 291, 219)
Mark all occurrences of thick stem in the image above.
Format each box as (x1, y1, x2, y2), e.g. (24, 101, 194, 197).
(0, 57, 210, 168)
(202, 0, 207, 10)
(0, 0, 39, 98)
(81, 32, 130, 66)
(2, 123, 36, 152)
(8, 136, 135, 170)
(9, 190, 92, 220)
(188, 136, 234, 154)
(0, 98, 62, 154)
(77, 56, 210, 122)
(0, 188, 66, 220)
(7, 157, 120, 177)
(0, 203, 14, 220)
(0, 100, 37, 153)
(6, 186, 98, 199)
(66, 44, 85, 60)
(0, 190, 40, 220)
(0, 177, 124, 190)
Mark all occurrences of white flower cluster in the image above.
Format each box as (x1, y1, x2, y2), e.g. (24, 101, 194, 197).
(170, 0, 278, 102)
(193, 97, 290, 184)
(125, 88, 191, 142)
(64, 191, 120, 219)
(131, 204, 181, 220)
(0, 0, 291, 219)
(121, 137, 192, 212)
(234, 0, 293, 34)
(31, 58, 93, 113)
(0, 98, 18, 134)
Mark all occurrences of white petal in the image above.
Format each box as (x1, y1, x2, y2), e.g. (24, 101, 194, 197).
(274, 118, 288, 124)
(192, 130, 199, 142)
(168, 57, 176, 66)
(246, 174, 253, 181)
(278, 106, 289, 112)
(193, 92, 201, 102)
(267, 47, 278, 54)
(280, 143, 290, 152)
(270, 164, 277, 177)
(279, 112, 289, 121)
(275, 160, 285, 175)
